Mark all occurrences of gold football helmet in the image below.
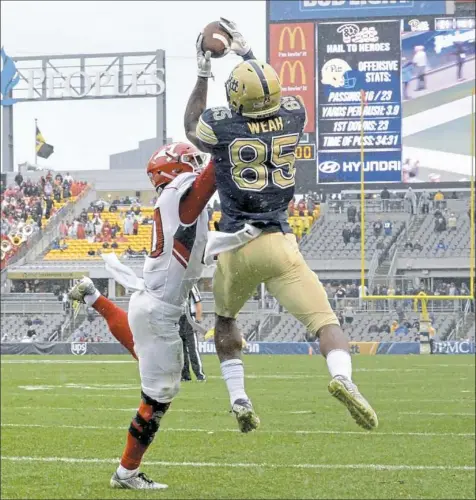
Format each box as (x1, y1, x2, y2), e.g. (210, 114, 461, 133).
(225, 60, 281, 119)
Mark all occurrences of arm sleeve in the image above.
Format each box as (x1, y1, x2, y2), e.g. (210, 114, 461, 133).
(195, 109, 219, 152)
(179, 162, 216, 226)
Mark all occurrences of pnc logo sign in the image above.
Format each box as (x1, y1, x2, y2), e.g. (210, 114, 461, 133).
(280, 60, 307, 85)
(278, 26, 306, 51)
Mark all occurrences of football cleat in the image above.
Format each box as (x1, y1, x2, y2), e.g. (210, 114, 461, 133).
(328, 375, 378, 431)
(110, 471, 168, 490)
(68, 276, 96, 304)
(232, 398, 260, 433)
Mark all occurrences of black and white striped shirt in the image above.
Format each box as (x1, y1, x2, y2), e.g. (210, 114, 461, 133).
(188, 285, 201, 318)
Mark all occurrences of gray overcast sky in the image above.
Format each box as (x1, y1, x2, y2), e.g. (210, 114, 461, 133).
(1, 0, 267, 171)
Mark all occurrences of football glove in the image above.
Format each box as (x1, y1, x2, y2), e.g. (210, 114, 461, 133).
(219, 18, 254, 59)
(196, 34, 213, 79)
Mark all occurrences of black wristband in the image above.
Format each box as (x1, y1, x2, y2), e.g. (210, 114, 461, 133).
(242, 50, 256, 61)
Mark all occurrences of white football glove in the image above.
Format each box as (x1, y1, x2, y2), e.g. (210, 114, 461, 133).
(196, 34, 213, 79)
(219, 18, 253, 58)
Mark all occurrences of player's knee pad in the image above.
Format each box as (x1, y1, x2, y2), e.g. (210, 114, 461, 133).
(128, 391, 171, 446)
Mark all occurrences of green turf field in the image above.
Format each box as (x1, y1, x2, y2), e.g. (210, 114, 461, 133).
(1, 355, 475, 499)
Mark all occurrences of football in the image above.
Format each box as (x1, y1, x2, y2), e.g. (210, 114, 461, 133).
(201, 21, 232, 58)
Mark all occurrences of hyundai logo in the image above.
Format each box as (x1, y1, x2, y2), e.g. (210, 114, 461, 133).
(319, 161, 340, 173)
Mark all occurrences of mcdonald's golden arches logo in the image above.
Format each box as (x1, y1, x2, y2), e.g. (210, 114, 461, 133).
(278, 26, 306, 51)
(280, 60, 306, 86)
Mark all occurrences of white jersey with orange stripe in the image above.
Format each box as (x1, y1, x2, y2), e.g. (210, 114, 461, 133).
(143, 172, 208, 311)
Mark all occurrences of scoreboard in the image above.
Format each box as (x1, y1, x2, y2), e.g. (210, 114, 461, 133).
(316, 20, 402, 183)
(267, 0, 474, 188)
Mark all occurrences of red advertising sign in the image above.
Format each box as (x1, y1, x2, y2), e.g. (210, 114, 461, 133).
(269, 23, 315, 133)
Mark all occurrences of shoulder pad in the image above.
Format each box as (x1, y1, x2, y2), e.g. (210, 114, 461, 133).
(196, 107, 234, 147)
(280, 95, 307, 130)
(196, 108, 219, 146)
(161, 172, 197, 201)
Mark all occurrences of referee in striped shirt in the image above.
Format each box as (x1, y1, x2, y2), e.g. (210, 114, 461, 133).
(179, 285, 206, 381)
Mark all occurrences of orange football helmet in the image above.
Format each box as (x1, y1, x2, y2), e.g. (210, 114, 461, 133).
(147, 142, 209, 191)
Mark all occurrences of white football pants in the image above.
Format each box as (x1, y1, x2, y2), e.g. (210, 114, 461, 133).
(128, 290, 183, 403)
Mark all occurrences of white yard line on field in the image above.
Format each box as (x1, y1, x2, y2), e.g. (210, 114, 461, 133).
(1, 423, 474, 438)
(6, 392, 475, 404)
(1, 455, 474, 471)
(7, 406, 476, 417)
(399, 412, 475, 417)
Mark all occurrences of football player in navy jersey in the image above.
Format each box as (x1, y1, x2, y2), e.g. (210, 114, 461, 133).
(184, 18, 378, 433)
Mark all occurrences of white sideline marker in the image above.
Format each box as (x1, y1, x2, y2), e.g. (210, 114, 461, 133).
(1, 455, 474, 471)
(1, 423, 474, 438)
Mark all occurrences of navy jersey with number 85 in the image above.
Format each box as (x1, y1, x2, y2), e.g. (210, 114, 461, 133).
(196, 96, 306, 234)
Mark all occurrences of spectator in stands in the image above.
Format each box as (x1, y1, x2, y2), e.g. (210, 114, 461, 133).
(102, 219, 112, 240)
(383, 220, 392, 236)
(79, 208, 88, 224)
(44, 195, 54, 220)
(404, 239, 413, 251)
(297, 197, 306, 216)
(123, 214, 134, 235)
(92, 214, 103, 235)
(133, 218, 139, 236)
(62, 181, 72, 200)
(102, 241, 110, 249)
(111, 241, 119, 249)
(347, 204, 357, 223)
(368, 323, 379, 334)
(419, 189, 430, 214)
(306, 196, 315, 215)
(76, 221, 85, 240)
(342, 224, 352, 244)
(379, 320, 391, 335)
(436, 239, 447, 251)
(123, 195, 132, 205)
(125, 245, 136, 256)
(434, 214, 446, 232)
(413, 240, 423, 251)
(351, 223, 361, 241)
(64, 172, 74, 184)
(111, 222, 121, 239)
(434, 190, 445, 209)
(404, 187, 417, 214)
(373, 219, 383, 237)
(376, 238, 384, 250)
(380, 187, 390, 212)
(53, 184, 62, 203)
(334, 284, 346, 310)
(448, 212, 457, 231)
(87, 248, 96, 256)
(343, 304, 354, 326)
(14, 171, 23, 187)
(139, 247, 148, 256)
(358, 282, 368, 309)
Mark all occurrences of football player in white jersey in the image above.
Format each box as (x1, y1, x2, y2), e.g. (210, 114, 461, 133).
(69, 142, 216, 490)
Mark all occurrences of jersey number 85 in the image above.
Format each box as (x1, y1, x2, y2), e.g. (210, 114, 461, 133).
(229, 133, 300, 192)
